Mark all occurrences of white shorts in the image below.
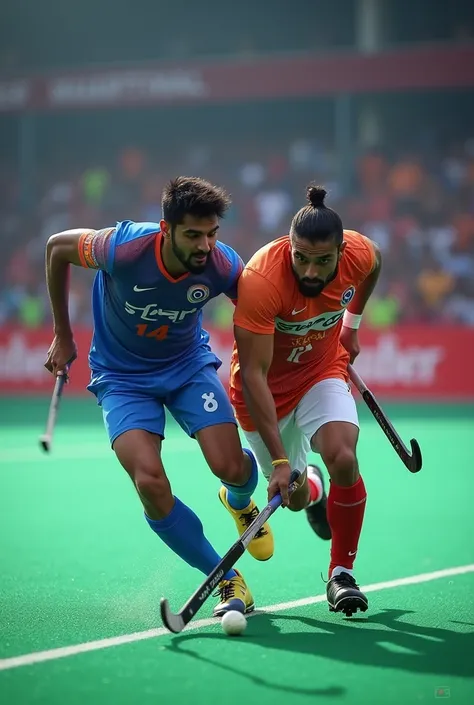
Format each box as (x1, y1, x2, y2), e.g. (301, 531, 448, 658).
(243, 378, 359, 479)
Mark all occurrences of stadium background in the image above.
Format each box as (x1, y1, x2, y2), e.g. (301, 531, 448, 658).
(1, 0, 474, 401)
(1, 3, 474, 705)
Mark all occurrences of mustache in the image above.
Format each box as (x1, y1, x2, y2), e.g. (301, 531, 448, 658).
(301, 278, 325, 285)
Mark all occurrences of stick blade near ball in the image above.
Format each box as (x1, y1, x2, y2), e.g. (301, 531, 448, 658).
(160, 598, 185, 634)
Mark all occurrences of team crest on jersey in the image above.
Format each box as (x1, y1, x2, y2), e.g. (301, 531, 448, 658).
(341, 286, 355, 306)
(187, 284, 210, 304)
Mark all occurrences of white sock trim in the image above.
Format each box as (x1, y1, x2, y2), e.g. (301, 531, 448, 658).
(307, 469, 323, 506)
(331, 566, 354, 579)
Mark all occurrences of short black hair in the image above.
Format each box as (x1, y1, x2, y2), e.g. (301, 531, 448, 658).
(290, 184, 343, 246)
(162, 176, 231, 224)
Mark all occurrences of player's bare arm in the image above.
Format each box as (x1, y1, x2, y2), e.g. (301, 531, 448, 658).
(44, 228, 109, 375)
(340, 241, 382, 363)
(234, 325, 293, 506)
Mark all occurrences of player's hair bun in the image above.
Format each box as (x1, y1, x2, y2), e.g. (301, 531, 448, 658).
(306, 185, 327, 208)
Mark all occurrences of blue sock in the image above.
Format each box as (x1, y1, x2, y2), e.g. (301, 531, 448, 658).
(222, 448, 258, 510)
(146, 497, 236, 581)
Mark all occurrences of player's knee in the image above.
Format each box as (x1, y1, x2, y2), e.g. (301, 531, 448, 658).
(209, 455, 246, 485)
(324, 446, 358, 486)
(133, 463, 171, 505)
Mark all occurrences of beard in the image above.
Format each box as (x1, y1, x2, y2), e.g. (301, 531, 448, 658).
(171, 234, 210, 274)
(297, 278, 327, 297)
(293, 263, 339, 297)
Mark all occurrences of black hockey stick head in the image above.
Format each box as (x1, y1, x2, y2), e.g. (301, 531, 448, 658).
(39, 434, 52, 453)
(407, 438, 423, 473)
(362, 390, 422, 473)
(160, 598, 186, 634)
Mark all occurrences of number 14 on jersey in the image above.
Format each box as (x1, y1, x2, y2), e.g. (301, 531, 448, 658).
(135, 324, 169, 340)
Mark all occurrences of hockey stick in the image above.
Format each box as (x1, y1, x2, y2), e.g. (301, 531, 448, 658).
(348, 364, 422, 473)
(38, 372, 68, 453)
(160, 469, 301, 633)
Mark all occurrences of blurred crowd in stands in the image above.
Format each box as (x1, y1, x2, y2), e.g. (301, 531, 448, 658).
(1, 133, 474, 330)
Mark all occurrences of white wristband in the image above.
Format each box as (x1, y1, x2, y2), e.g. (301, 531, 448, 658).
(343, 310, 363, 329)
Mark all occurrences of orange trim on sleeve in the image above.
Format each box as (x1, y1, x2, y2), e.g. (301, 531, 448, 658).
(78, 232, 90, 268)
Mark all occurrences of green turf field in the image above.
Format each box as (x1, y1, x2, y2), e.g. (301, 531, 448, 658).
(1, 399, 473, 705)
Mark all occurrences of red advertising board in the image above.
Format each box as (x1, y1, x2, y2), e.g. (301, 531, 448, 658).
(1, 45, 474, 113)
(0, 325, 473, 400)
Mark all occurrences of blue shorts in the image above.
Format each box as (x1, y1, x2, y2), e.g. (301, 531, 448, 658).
(90, 363, 237, 446)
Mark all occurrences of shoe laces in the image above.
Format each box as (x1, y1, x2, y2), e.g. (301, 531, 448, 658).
(213, 578, 237, 602)
(332, 572, 359, 588)
(239, 506, 267, 538)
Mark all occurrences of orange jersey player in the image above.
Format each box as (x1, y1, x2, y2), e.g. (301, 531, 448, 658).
(229, 184, 382, 617)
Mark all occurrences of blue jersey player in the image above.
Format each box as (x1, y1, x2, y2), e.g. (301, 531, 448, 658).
(44, 176, 274, 616)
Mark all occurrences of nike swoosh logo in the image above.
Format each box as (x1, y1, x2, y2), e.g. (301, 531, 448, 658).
(292, 307, 306, 315)
(348, 550, 357, 556)
(133, 285, 157, 292)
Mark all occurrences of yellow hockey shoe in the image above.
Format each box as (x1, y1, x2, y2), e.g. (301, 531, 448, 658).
(218, 486, 274, 561)
(213, 569, 255, 617)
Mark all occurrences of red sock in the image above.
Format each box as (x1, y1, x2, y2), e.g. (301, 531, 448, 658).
(327, 475, 367, 578)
